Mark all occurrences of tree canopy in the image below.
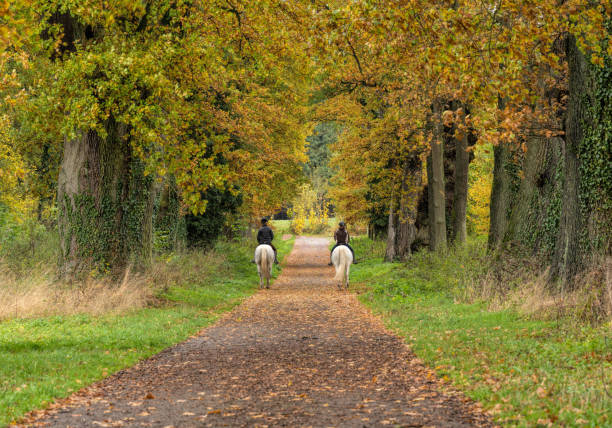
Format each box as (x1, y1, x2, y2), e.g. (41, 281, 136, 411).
(0, 0, 609, 278)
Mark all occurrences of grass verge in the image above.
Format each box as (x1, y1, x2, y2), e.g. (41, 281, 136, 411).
(350, 236, 612, 427)
(0, 237, 294, 427)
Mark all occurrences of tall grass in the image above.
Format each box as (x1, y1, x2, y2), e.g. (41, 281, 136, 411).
(351, 235, 611, 324)
(0, 226, 292, 321)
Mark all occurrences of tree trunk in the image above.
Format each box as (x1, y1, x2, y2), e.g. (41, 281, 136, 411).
(384, 188, 397, 262)
(551, 35, 586, 285)
(429, 100, 447, 252)
(57, 120, 153, 278)
(488, 142, 511, 250)
(426, 154, 434, 247)
(452, 108, 469, 245)
(140, 179, 156, 267)
(396, 157, 423, 260)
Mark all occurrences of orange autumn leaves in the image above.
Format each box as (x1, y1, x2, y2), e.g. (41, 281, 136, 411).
(1, 1, 608, 220)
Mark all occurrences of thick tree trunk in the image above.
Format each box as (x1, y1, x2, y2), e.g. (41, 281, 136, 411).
(57, 120, 153, 278)
(384, 188, 397, 262)
(488, 142, 511, 250)
(551, 35, 586, 285)
(429, 100, 447, 252)
(452, 108, 469, 245)
(52, 12, 154, 277)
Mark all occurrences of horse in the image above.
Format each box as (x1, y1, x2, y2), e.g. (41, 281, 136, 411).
(254, 244, 275, 289)
(331, 244, 353, 290)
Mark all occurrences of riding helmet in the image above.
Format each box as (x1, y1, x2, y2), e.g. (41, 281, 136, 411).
(339, 221, 345, 227)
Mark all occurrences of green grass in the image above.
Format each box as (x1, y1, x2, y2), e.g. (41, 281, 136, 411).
(350, 236, 612, 427)
(0, 237, 294, 427)
(270, 219, 292, 234)
(270, 217, 341, 237)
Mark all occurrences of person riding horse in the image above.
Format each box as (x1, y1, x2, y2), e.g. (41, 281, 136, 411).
(254, 218, 279, 264)
(329, 221, 356, 265)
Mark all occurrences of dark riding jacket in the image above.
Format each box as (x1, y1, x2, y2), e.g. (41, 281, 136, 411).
(257, 226, 274, 245)
(334, 228, 350, 244)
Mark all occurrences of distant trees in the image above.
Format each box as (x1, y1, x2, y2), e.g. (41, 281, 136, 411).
(304, 122, 337, 208)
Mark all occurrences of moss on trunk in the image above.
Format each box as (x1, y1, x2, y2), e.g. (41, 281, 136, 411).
(57, 120, 153, 278)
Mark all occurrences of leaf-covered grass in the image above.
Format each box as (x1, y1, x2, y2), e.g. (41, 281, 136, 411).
(350, 236, 612, 427)
(0, 237, 294, 427)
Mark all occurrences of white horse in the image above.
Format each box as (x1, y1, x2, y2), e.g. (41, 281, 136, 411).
(254, 244, 275, 289)
(331, 245, 353, 290)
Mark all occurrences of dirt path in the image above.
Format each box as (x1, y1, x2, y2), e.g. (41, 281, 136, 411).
(21, 237, 491, 427)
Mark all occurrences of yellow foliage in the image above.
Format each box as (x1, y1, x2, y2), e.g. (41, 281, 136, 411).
(467, 143, 493, 236)
(289, 184, 330, 235)
(0, 114, 35, 218)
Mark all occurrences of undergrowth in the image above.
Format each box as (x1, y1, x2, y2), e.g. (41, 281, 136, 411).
(351, 236, 612, 427)
(0, 236, 294, 427)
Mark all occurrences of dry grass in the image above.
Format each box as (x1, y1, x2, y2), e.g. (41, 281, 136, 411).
(483, 255, 612, 325)
(0, 249, 227, 321)
(0, 266, 153, 320)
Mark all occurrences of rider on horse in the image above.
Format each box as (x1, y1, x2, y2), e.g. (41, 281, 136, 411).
(328, 221, 356, 265)
(254, 217, 279, 264)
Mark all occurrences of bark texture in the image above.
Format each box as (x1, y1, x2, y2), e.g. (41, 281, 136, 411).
(551, 35, 586, 284)
(452, 108, 470, 245)
(57, 121, 154, 277)
(429, 100, 447, 252)
(488, 143, 512, 250)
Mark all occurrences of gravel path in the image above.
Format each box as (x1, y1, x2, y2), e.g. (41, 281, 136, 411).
(20, 236, 491, 427)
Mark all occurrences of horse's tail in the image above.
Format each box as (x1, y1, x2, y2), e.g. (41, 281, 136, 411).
(260, 246, 271, 279)
(334, 247, 349, 283)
